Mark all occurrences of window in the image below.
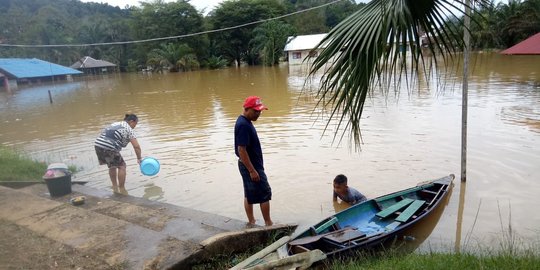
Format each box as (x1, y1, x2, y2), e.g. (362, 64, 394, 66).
(292, 52, 302, 59)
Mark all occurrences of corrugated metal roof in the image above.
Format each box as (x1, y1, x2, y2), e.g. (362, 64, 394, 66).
(501, 32, 540, 55)
(0, 58, 82, 79)
(284, 33, 328, 51)
(70, 56, 116, 69)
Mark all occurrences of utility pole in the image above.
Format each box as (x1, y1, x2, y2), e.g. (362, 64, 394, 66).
(461, 0, 471, 182)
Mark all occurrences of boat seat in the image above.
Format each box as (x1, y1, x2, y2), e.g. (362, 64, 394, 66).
(420, 189, 438, 195)
(291, 244, 310, 254)
(322, 229, 366, 244)
(310, 216, 340, 235)
(395, 200, 426, 222)
(376, 198, 414, 219)
(289, 227, 356, 246)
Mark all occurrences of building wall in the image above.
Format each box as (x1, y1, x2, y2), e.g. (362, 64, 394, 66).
(0, 77, 18, 92)
(287, 49, 324, 65)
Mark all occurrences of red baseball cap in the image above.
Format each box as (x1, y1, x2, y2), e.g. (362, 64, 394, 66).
(243, 96, 268, 111)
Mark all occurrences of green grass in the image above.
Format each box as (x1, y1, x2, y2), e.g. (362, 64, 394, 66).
(0, 146, 47, 182)
(192, 232, 289, 269)
(330, 250, 540, 270)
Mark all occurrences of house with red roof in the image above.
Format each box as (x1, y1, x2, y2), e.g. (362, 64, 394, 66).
(501, 32, 540, 55)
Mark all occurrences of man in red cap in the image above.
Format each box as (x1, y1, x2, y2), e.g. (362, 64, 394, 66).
(234, 96, 273, 226)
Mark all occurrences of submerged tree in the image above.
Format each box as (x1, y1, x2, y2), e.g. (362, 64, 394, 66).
(250, 20, 295, 66)
(146, 42, 198, 72)
(308, 0, 489, 147)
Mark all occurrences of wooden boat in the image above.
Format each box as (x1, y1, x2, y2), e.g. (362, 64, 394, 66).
(232, 174, 454, 270)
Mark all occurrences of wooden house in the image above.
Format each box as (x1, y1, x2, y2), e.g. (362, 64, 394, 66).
(283, 34, 328, 66)
(70, 56, 117, 74)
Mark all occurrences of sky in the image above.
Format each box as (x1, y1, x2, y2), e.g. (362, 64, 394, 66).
(79, 0, 224, 13)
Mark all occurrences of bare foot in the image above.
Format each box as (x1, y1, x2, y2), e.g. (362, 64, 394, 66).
(246, 222, 257, 228)
(112, 185, 119, 193)
(265, 221, 273, 226)
(118, 187, 128, 195)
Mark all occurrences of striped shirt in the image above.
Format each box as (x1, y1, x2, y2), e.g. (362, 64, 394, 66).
(94, 121, 136, 151)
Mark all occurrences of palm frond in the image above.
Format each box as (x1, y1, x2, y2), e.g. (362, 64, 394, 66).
(308, 0, 488, 148)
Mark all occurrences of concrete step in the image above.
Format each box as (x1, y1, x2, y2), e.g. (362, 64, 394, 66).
(0, 183, 296, 269)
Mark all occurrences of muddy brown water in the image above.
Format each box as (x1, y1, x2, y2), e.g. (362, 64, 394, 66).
(1, 52, 539, 251)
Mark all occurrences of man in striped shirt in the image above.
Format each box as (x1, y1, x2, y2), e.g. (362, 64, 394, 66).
(94, 114, 142, 191)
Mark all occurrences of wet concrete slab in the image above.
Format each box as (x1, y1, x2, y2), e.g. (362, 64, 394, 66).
(0, 184, 296, 269)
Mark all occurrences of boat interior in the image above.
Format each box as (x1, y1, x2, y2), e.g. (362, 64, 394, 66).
(288, 181, 447, 255)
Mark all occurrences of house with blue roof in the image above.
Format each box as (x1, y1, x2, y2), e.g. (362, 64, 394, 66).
(0, 58, 82, 92)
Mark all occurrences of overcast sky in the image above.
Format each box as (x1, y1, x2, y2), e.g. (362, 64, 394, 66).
(78, 0, 501, 17)
(79, 0, 223, 13)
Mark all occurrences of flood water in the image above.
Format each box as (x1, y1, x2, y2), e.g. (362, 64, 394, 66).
(1, 52, 539, 251)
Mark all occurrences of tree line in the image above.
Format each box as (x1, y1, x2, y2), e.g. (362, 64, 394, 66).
(0, 0, 538, 73)
(0, 0, 360, 71)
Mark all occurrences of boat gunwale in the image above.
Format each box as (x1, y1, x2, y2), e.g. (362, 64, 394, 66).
(290, 174, 455, 257)
(324, 174, 454, 256)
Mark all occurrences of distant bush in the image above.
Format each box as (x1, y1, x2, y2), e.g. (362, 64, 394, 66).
(205, 56, 229, 70)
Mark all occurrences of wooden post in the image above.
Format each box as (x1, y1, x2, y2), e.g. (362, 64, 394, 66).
(48, 90, 53, 104)
(461, 0, 471, 182)
(3, 76, 11, 94)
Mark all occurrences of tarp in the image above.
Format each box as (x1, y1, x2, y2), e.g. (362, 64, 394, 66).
(500, 32, 540, 55)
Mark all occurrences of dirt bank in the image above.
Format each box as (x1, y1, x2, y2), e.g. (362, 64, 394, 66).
(0, 219, 125, 270)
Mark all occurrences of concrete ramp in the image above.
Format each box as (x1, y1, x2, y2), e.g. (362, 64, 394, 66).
(0, 184, 295, 269)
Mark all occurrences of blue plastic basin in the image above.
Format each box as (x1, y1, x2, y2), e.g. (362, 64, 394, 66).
(140, 157, 160, 176)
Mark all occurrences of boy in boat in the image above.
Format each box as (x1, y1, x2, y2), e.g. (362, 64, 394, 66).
(333, 174, 367, 205)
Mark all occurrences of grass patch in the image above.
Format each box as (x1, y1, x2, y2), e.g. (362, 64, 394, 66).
(0, 146, 47, 182)
(330, 250, 540, 270)
(330, 202, 540, 270)
(192, 233, 287, 269)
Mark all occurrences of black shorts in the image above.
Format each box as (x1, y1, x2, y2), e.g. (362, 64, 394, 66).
(95, 146, 125, 168)
(238, 161, 272, 204)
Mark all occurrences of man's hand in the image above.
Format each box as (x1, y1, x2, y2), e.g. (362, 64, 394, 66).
(249, 170, 260, 182)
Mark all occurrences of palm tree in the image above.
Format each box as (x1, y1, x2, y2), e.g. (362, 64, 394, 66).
(250, 20, 295, 66)
(308, 0, 488, 147)
(147, 43, 199, 72)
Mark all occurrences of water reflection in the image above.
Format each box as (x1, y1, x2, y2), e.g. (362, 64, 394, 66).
(332, 200, 351, 213)
(143, 184, 164, 201)
(1, 53, 540, 249)
(455, 181, 467, 252)
(397, 186, 453, 253)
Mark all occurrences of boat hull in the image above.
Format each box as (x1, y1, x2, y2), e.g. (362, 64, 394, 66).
(233, 174, 455, 269)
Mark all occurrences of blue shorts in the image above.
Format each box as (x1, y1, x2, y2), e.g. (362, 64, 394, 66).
(238, 161, 272, 204)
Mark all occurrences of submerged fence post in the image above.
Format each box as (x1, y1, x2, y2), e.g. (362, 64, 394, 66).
(48, 90, 53, 104)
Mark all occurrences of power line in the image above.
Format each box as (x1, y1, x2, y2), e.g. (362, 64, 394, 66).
(0, 0, 344, 48)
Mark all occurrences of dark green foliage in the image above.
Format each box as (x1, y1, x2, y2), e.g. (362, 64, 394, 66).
(204, 56, 229, 69)
(250, 20, 295, 66)
(130, 0, 207, 66)
(209, 0, 289, 66)
(1, 0, 534, 73)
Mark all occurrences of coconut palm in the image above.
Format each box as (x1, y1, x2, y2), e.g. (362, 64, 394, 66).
(250, 20, 295, 66)
(308, 0, 489, 147)
(147, 43, 199, 72)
